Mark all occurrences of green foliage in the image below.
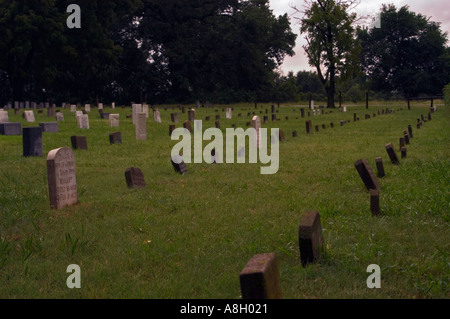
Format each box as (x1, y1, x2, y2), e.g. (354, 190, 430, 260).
(445, 84, 450, 106)
(299, 0, 361, 108)
(358, 4, 450, 98)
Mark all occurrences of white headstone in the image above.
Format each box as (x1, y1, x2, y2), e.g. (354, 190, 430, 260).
(343, 106, 347, 112)
(109, 114, 120, 127)
(252, 115, 261, 149)
(70, 105, 77, 112)
(75, 111, 83, 118)
(226, 108, 232, 119)
(77, 114, 89, 129)
(24, 110, 35, 123)
(112, 102, 115, 109)
(98, 103, 103, 110)
(85, 104, 91, 112)
(0, 110, 9, 123)
(143, 104, 149, 118)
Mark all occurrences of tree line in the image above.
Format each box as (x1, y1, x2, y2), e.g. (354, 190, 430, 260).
(0, 0, 449, 107)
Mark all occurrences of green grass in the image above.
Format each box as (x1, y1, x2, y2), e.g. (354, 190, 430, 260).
(0, 100, 448, 299)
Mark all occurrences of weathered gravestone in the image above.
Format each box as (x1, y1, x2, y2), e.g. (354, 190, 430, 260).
(23, 110, 35, 123)
(252, 116, 261, 148)
(292, 130, 298, 138)
(132, 104, 142, 125)
(109, 114, 120, 127)
(84, 104, 91, 112)
(71, 136, 88, 150)
(39, 122, 59, 133)
(183, 120, 193, 133)
(385, 143, 400, 165)
(226, 108, 232, 119)
(408, 125, 413, 138)
(375, 157, 385, 178)
(0, 110, 9, 123)
(47, 147, 78, 209)
(171, 155, 188, 175)
(278, 130, 285, 142)
(77, 114, 89, 129)
(0, 123, 22, 135)
(47, 107, 55, 118)
(125, 167, 146, 188)
(399, 137, 405, 150)
(153, 109, 161, 123)
(135, 113, 147, 140)
(56, 112, 64, 122)
(188, 109, 195, 122)
(370, 190, 380, 217)
(142, 104, 149, 118)
(239, 253, 282, 299)
(403, 130, 410, 145)
(23, 127, 43, 157)
(109, 132, 122, 145)
(299, 211, 324, 267)
(171, 113, 179, 123)
(70, 105, 77, 113)
(100, 112, 110, 120)
(305, 120, 313, 134)
(354, 159, 380, 191)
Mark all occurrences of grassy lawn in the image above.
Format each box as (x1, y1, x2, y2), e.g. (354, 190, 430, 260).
(0, 100, 448, 299)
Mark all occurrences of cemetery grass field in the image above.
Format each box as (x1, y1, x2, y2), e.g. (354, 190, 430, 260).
(0, 101, 449, 299)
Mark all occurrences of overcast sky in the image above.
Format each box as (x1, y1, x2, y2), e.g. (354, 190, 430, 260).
(269, 0, 450, 74)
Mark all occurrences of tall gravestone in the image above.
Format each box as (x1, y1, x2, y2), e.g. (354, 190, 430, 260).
(354, 159, 380, 191)
(306, 120, 312, 134)
(132, 104, 142, 125)
(188, 109, 195, 122)
(239, 253, 282, 299)
(171, 113, 179, 123)
(299, 211, 324, 267)
(56, 112, 64, 122)
(183, 120, 193, 133)
(252, 116, 261, 148)
(153, 109, 161, 123)
(370, 190, 380, 217)
(23, 127, 42, 157)
(226, 108, 232, 119)
(47, 147, 78, 209)
(135, 113, 147, 140)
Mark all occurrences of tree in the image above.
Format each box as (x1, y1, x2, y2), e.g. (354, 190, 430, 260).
(358, 4, 450, 98)
(294, 0, 361, 108)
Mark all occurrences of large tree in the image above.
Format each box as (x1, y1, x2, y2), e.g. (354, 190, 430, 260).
(295, 0, 361, 108)
(358, 4, 450, 98)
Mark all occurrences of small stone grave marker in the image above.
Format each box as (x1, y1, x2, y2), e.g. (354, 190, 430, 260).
(299, 211, 324, 267)
(385, 143, 400, 165)
(354, 159, 380, 191)
(125, 167, 146, 188)
(109, 132, 122, 144)
(71, 136, 88, 150)
(239, 253, 282, 299)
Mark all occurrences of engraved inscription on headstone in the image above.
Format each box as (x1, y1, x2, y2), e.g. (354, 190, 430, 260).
(47, 147, 78, 209)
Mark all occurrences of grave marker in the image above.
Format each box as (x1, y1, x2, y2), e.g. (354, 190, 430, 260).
(71, 136, 88, 150)
(23, 127, 43, 157)
(299, 211, 324, 267)
(385, 143, 400, 165)
(154, 109, 161, 123)
(47, 147, 78, 209)
(24, 110, 35, 123)
(39, 122, 59, 133)
(252, 116, 261, 148)
(109, 132, 122, 144)
(401, 147, 407, 158)
(239, 253, 282, 299)
(125, 167, 146, 188)
(370, 190, 380, 217)
(109, 114, 120, 127)
(135, 113, 147, 140)
(183, 120, 193, 133)
(76, 114, 89, 129)
(0, 110, 9, 123)
(354, 159, 380, 191)
(171, 113, 179, 123)
(375, 157, 385, 178)
(171, 155, 188, 175)
(0, 123, 21, 135)
(56, 112, 64, 122)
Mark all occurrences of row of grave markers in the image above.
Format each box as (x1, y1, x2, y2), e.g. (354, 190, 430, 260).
(240, 110, 436, 299)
